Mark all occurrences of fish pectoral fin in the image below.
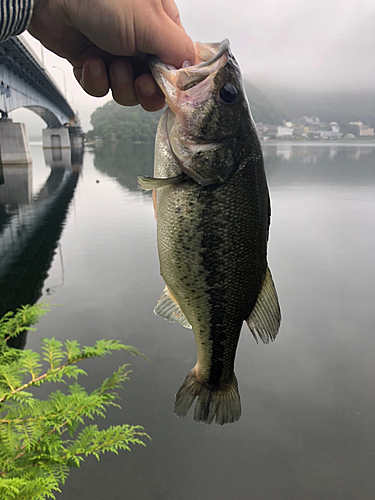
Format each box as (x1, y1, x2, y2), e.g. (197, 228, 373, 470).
(137, 173, 187, 191)
(246, 267, 281, 344)
(154, 286, 192, 329)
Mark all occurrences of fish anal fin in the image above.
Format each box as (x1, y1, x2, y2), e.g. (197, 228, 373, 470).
(246, 267, 281, 344)
(154, 286, 192, 329)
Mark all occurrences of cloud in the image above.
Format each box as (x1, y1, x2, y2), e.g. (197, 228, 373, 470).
(179, 0, 375, 90)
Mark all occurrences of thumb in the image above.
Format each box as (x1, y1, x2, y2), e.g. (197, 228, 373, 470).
(146, 16, 196, 68)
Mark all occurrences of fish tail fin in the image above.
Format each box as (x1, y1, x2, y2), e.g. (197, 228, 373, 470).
(174, 369, 241, 425)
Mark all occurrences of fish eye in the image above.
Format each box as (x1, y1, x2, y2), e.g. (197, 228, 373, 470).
(219, 83, 237, 104)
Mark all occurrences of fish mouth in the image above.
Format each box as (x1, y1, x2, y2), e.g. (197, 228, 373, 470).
(148, 39, 230, 113)
(149, 40, 231, 186)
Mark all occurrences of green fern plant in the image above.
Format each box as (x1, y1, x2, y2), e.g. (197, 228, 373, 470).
(0, 305, 149, 499)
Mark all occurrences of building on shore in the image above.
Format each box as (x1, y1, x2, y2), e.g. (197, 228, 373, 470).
(319, 122, 342, 140)
(359, 126, 374, 137)
(256, 117, 374, 141)
(277, 126, 294, 138)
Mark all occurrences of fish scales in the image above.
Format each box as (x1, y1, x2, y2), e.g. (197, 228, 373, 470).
(157, 150, 269, 386)
(139, 40, 281, 424)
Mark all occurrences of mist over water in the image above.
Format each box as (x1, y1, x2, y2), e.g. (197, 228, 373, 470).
(1, 142, 374, 499)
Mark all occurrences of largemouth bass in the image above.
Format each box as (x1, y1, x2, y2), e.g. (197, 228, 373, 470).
(139, 40, 281, 425)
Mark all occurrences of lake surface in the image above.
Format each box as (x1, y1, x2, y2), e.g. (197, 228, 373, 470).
(1, 141, 374, 499)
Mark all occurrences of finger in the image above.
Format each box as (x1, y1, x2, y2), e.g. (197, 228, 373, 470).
(135, 74, 166, 112)
(141, 14, 195, 68)
(161, 0, 183, 27)
(109, 59, 138, 106)
(73, 66, 83, 84)
(79, 57, 110, 97)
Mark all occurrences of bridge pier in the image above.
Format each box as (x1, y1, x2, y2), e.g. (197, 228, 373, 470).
(43, 126, 84, 168)
(42, 127, 71, 150)
(0, 121, 32, 165)
(68, 126, 85, 150)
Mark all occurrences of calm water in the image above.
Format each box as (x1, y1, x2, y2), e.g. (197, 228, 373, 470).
(1, 141, 375, 499)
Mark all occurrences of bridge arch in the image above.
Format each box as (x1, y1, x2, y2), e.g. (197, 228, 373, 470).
(5, 104, 64, 128)
(24, 105, 65, 128)
(0, 37, 75, 126)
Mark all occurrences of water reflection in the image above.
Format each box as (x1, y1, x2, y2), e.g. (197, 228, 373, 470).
(92, 141, 154, 191)
(263, 142, 375, 162)
(59, 142, 373, 500)
(0, 163, 32, 205)
(0, 147, 82, 347)
(263, 144, 375, 187)
(3, 142, 375, 499)
(92, 141, 375, 190)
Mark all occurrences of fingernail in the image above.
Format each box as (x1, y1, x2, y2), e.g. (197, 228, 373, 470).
(89, 61, 102, 78)
(113, 63, 130, 85)
(138, 80, 155, 97)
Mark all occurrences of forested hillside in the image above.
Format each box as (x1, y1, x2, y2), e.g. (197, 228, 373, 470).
(263, 87, 375, 128)
(86, 79, 286, 141)
(244, 81, 287, 124)
(87, 82, 375, 141)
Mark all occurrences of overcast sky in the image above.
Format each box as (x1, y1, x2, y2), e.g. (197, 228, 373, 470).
(11, 0, 375, 132)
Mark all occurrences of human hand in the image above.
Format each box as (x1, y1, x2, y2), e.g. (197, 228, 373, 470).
(28, 0, 195, 111)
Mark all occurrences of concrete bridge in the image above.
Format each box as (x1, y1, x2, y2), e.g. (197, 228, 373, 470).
(0, 36, 83, 164)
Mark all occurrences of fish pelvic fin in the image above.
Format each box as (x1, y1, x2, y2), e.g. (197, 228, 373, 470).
(246, 266, 281, 344)
(154, 286, 192, 329)
(137, 173, 187, 191)
(174, 369, 241, 425)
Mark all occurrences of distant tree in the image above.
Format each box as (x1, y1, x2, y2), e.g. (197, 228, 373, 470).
(88, 101, 162, 142)
(339, 123, 360, 137)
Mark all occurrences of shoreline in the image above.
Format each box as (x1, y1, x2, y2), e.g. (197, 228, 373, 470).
(261, 140, 375, 147)
(84, 139, 375, 148)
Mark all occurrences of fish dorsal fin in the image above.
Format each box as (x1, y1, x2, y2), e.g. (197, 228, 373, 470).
(246, 267, 281, 344)
(154, 286, 192, 329)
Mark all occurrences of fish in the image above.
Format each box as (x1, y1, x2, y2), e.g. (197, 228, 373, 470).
(138, 39, 281, 425)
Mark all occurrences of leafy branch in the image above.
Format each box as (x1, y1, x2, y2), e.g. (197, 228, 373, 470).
(0, 305, 149, 499)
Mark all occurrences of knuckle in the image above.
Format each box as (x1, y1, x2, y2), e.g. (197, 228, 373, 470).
(112, 90, 139, 107)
